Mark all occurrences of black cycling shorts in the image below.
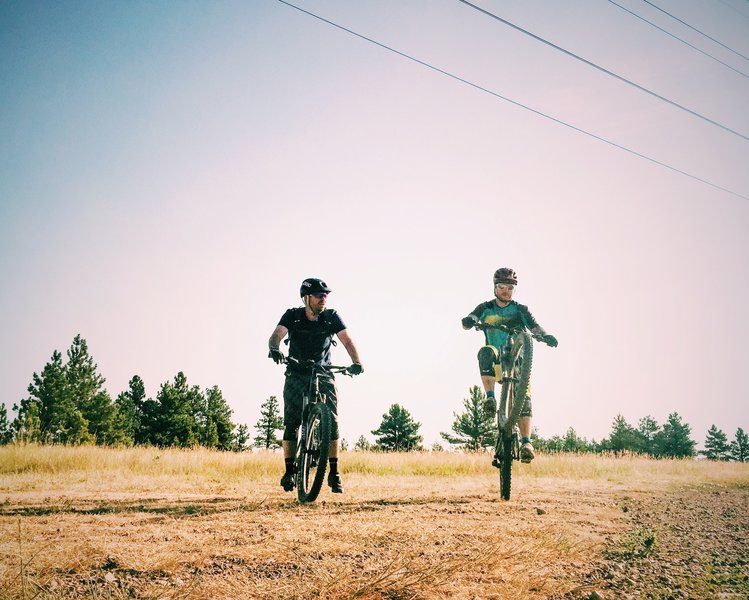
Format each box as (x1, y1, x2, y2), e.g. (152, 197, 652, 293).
(282, 370, 339, 440)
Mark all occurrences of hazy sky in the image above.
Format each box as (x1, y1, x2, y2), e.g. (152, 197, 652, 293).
(2, 0, 748, 448)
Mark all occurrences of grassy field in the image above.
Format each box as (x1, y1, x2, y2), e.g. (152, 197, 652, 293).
(0, 445, 747, 599)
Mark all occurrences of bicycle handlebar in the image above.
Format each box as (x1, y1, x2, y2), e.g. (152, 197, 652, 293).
(282, 356, 355, 376)
(472, 322, 555, 347)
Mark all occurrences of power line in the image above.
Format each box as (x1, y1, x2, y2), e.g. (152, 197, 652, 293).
(276, 0, 748, 201)
(457, 0, 749, 142)
(716, 0, 749, 22)
(607, 0, 749, 79)
(641, 0, 749, 62)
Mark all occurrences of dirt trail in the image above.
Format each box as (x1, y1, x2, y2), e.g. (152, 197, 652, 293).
(1, 476, 747, 599)
(564, 483, 749, 599)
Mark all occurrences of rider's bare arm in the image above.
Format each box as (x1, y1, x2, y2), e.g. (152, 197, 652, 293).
(269, 325, 288, 350)
(336, 329, 362, 365)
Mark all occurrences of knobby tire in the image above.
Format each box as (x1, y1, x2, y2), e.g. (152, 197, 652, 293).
(297, 402, 331, 503)
(498, 331, 533, 432)
(497, 330, 533, 501)
(499, 430, 514, 501)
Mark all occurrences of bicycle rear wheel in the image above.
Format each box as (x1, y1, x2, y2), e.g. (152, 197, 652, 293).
(297, 402, 332, 503)
(498, 330, 533, 432)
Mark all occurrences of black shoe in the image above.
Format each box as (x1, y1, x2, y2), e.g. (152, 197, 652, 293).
(280, 471, 295, 492)
(327, 472, 343, 493)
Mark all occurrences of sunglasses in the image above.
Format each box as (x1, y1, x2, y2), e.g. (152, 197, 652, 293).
(312, 292, 328, 299)
(495, 283, 515, 291)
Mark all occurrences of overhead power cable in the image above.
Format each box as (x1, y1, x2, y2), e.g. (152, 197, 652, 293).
(641, 0, 749, 62)
(716, 0, 749, 23)
(276, 0, 748, 201)
(607, 0, 749, 79)
(457, 0, 749, 142)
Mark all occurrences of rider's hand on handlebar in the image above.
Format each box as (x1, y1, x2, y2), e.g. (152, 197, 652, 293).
(461, 315, 478, 329)
(268, 348, 285, 363)
(541, 334, 558, 347)
(347, 363, 363, 376)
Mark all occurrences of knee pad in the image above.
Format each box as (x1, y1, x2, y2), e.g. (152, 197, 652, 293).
(477, 346, 499, 376)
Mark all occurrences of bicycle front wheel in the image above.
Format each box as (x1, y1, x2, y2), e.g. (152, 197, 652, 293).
(297, 402, 332, 503)
(498, 330, 533, 431)
(498, 429, 516, 501)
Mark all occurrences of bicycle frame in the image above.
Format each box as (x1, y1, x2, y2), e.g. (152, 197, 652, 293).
(472, 321, 536, 500)
(284, 357, 350, 502)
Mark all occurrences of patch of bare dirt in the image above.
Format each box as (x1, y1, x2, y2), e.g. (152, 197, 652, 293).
(562, 483, 749, 599)
(1, 477, 747, 599)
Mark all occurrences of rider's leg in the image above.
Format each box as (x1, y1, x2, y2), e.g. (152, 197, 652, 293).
(281, 373, 304, 489)
(321, 377, 343, 492)
(519, 417, 531, 439)
(480, 375, 496, 395)
(478, 346, 500, 413)
(519, 394, 535, 462)
(283, 440, 297, 461)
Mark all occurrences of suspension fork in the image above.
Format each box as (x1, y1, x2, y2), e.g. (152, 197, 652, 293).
(299, 373, 320, 449)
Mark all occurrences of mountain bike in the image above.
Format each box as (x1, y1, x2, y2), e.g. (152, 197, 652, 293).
(284, 357, 353, 503)
(473, 322, 553, 500)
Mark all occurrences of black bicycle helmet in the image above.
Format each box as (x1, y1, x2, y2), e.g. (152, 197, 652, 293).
(299, 277, 332, 297)
(493, 267, 518, 285)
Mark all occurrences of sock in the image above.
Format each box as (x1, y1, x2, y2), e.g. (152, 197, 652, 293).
(487, 391, 495, 398)
(520, 437, 531, 444)
(329, 457, 338, 475)
(284, 457, 294, 473)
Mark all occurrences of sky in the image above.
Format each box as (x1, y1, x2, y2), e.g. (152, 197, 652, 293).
(1, 0, 748, 449)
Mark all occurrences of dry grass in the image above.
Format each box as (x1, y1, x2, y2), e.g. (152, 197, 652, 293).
(0, 445, 747, 599)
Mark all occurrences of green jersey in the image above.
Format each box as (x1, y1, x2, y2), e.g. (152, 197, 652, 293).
(468, 300, 540, 348)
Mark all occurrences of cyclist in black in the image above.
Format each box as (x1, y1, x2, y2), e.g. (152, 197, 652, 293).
(268, 278, 363, 494)
(461, 268, 557, 463)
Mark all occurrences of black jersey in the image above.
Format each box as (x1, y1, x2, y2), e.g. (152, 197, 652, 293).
(278, 307, 346, 369)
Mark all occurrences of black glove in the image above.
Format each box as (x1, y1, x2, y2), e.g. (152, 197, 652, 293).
(461, 315, 477, 328)
(268, 348, 285, 363)
(542, 334, 558, 347)
(347, 363, 363, 375)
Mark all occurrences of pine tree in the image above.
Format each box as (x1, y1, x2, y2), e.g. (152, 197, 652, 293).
(653, 412, 696, 458)
(65, 335, 113, 444)
(604, 415, 640, 454)
(233, 424, 251, 451)
(253, 396, 284, 449)
(24, 350, 91, 444)
(202, 386, 235, 450)
(701, 425, 731, 460)
(372, 404, 423, 452)
(636, 415, 660, 455)
(149, 372, 202, 447)
(12, 399, 41, 443)
(440, 386, 496, 451)
(354, 435, 372, 451)
(562, 427, 592, 453)
(111, 375, 146, 446)
(730, 427, 749, 462)
(0, 404, 12, 444)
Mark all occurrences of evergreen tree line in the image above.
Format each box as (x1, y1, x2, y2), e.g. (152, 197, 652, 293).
(0, 335, 249, 450)
(253, 386, 748, 460)
(435, 386, 748, 461)
(2, 341, 746, 462)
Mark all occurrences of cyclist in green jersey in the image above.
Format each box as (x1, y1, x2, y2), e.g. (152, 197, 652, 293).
(461, 267, 558, 463)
